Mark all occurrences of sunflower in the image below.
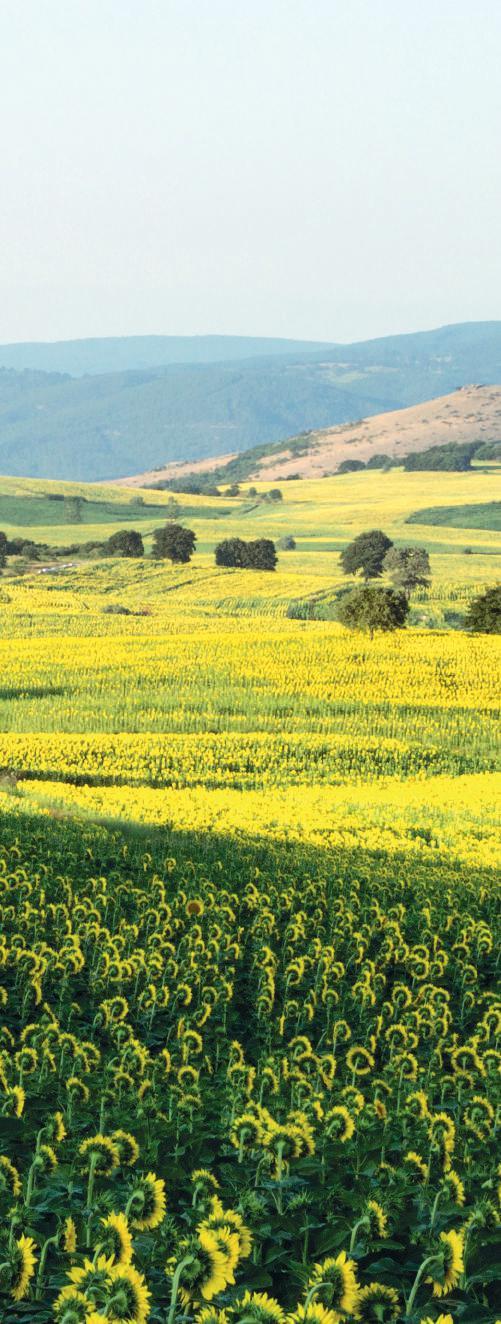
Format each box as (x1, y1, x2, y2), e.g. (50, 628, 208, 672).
(0, 1153, 22, 1197)
(234, 1290, 285, 1323)
(442, 1169, 466, 1207)
(366, 1200, 388, 1238)
(208, 1200, 253, 1258)
(196, 1310, 229, 1324)
(203, 1223, 240, 1283)
(290, 1305, 340, 1324)
(54, 1285, 93, 1321)
(69, 1254, 114, 1297)
(112, 1129, 140, 1166)
(403, 1150, 428, 1182)
(192, 1168, 220, 1195)
(9, 1234, 38, 1301)
(104, 1262, 151, 1323)
(305, 1251, 360, 1319)
(130, 1171, 166, 1230)
(170, 1226, 228, 1305)
(324, 1106, 355, 1143)
(426, 1228, 465, 1297)
(100, 1211, 134, 1266)
(355, 1282, 400, 1321)
(63, 1215, 78, 1254)
(79, 1135, 120, 1175)
(419, 1316, 453, 1324)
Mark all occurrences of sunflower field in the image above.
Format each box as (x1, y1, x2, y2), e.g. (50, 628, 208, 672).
(0, 471, 500, 1322)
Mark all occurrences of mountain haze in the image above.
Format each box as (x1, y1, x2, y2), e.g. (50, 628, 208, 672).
(0, 322, 500, 481)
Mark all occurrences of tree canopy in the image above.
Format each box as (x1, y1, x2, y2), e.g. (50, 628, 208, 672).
(340, 530, 393, 580)
(383, 545, 431, 594)
(337, 585, 409, 637)
(106, 529, 144, 558)
(152, 523, 196, 563)
(464, 585, 501, 634)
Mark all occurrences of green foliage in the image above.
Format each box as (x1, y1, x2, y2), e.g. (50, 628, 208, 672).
(365, 452, 393, 469)
(215, 538, 277, 571)
(152, 523, 196, 563)
(464, 584, 501, 633)
(106, 529, 144, 558)
(0, 531, 6, 569)
(340, 530, 393, 580)
(337, 585, 409, 635)
(337, 459, 365, 474)
(407, 501, 501, 531)
(277, 535, 296, 550)
(403, 440, 481, 471)
(383, 545, 431, 593)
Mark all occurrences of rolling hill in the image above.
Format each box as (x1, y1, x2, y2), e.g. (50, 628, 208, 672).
(119, 385, 501, 486)
(0, 322, 500, 481)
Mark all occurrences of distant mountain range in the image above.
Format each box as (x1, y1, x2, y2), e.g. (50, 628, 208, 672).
(0, 322, 500, 481)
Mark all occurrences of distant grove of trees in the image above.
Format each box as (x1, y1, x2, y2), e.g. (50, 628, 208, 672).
(215, 538, 277, 571)
(335, 438, 500, 473)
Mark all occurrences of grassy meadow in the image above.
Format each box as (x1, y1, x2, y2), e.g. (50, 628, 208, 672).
(0, 466, 499, 1322)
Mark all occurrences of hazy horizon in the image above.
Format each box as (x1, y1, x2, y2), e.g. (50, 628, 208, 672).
(1, 0, 500, 345)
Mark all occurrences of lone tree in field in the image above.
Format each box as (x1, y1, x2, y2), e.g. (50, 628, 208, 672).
(215, 538, 249, 568)
(0, 531, 7, 570)
(153, 523, 196, 563)
(106, 529, 144, 558)
(340, 529, 393, 580)
(464, 585, 501, 634)
(337, 586, 409, 638)
(245, 539, 277, 571)
(383, 545, 431, 595)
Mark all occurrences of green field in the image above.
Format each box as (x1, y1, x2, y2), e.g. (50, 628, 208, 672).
(407, 500, 501, 530)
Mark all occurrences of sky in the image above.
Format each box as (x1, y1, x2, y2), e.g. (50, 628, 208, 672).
(1, 0, 500, 345)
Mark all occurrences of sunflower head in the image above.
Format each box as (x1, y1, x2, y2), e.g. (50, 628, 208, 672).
(104, 1262, 151, 1324)
(100, 1210, 134, 1266)
(305, 1251, 359, 1316)
(426, 1228, 465, 1298)
(62, 1215, 78, 1254)
(355, 1282, 400, 1321)
(130, 1170, 166, 1230)
(234, 1290, 285, 1324)
(8, 1234, 38, 1302)
(79, 1134, 120, 1176)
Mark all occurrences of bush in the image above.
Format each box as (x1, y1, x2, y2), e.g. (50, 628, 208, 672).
(152, 524, 196, 563)
(365, 453, 393, 469)
(277, 536, 296, 551)
(337, 585, 409, 637)
(383, 546, 431, 594)
(464, 585, 501, 634)
(215, 538, 277, 571)
(106, 530, 144, 558)
(337, 459, 365, 474)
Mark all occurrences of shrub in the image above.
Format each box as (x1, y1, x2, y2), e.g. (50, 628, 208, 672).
(464, 585, 501, 633)
(106, 530, 144, 558)
(152, 524, 196, 563)
(337, 586, 409, 636)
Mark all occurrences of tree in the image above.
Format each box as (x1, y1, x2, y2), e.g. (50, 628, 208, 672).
(403, 441, 480, 471)
(365, 453, 393, 470)
(106, 529, 144, 558)
(337, 459, 365, 474)
(0, 532, 7, 570)
(337, 586, 409, 637)
(152, 523, 196, 563)
(215, 538, 249, 568)
(278, 535, 296, 550)
(245, 539, 277, 571)
(340, 530, 393, 581)
(383, 545, 431, 594)
(464, 586, 501, 634)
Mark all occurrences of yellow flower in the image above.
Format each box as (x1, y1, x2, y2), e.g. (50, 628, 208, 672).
(324, 1105, 355, 1143)
(54, 1285, 94, 1321)
(100, 1210, 134, 1265)
(289, 1306, 340, 1324)
(235, 1290, 285, 1323)
(367, 1200, 388, 1238)
(112, 1129, 140, 1166)
(106, 1261, 151, 1323)
(63, 1215, 78, 1254)
(10, 1235, 38, 1301)
(130, 1171, 166, 1230)
(355, 1282, 400, 1321)
(305, 1251, 360, 1319)
(426, 1228, 465, 1297)
(0, 1154, 22, 1197)
(79, 1134, 120, 1175)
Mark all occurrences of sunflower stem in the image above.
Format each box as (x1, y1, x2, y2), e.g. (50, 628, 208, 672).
(167, 1254, 194, 1324)
(35, 1234, 59, 1299)
(405, 1254, 443, 1317)
(349, 1215, 369, 1253)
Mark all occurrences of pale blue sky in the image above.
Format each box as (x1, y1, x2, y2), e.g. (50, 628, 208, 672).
(1, 0, 500, 344)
